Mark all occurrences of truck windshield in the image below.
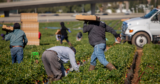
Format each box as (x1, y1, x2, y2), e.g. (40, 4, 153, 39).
(142, 9, 158, 18)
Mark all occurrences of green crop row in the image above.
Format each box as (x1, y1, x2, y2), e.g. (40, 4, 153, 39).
(139, 44, 160, 84)
(53, 43, 136, 84)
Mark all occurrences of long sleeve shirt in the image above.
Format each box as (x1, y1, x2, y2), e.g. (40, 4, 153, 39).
(83, 21, 119, 47)
(47, 46, 79, 71)
(5, 29, 28, 47)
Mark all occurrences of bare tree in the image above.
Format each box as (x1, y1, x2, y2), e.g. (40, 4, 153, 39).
(118, 2, 123, 13)
(102, 3, 108, 14)
(124, 1, 129, 13)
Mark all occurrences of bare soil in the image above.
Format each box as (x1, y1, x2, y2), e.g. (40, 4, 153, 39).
(106, 46, 112, 50)
(131, 48, 143, 84)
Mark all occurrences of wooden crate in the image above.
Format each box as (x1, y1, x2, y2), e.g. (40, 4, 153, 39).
(27, 39, 39, 45)
(21, 13, 38, 22)
(21, 22, 39, 31)
(2, 25, 13, 31)
(24, 31, 39, 39)
(121, 18, 129, 21)
(75, 15, 100, 21)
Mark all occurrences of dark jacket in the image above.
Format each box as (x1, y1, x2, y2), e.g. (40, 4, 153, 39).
(77, 32, 82, 38)
(83, 21, 119, 47)
(60, 22, 69, 37)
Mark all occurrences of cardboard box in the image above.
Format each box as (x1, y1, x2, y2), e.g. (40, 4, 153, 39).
(27, 39, 39, 45)
(24, 31, 39, 39)
(75, 15, 100, 21)
(21, 22, 39, 31)
(2, 25, 13, 31)
(121, 18, 129, 21)
(21, 13, 38, 22)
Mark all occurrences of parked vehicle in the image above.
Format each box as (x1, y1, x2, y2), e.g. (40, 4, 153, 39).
(121, 8, 160, 48)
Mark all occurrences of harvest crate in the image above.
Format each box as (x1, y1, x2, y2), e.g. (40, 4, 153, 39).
(21, 22, 39, 31)
(27, 39, 39, 45)
(121, 18, 129, 21)
(2, 25, 13, 31)
(75, 15, 100, 21)
(21, 13, 38, 22)
(24, 31, 39, 39)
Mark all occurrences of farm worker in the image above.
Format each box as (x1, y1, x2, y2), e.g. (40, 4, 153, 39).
(55, 29, 61, 41)
(42, 46, 79, 82)
(76, 32, 83, 41)
(38, 32, 41, 40)
(5, 23, 28, 64)
(83, 20, 121, 71)
(60, 22, 72, 46)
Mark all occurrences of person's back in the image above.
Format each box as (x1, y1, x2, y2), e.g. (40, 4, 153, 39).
(83, 21, 106, 46)
(77, 32, 82, 38)
(76, 32, 83, 41)
(5, 25, 28, 47)
(8, 29, 26, 46)
(60, 22, 68, 36)
(47, 46, 73, 63)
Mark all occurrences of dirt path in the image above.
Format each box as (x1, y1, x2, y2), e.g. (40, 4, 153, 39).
(131, 48, 143, 84)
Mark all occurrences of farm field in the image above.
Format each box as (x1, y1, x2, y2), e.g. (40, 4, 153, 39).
(0, 20, 159, 84)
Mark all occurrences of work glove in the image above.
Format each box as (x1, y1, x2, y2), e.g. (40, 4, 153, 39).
(69, 67, 73, 72)
(68, 29, 71, 33)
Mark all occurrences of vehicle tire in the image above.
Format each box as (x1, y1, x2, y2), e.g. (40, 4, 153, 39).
(132, 32, 151, 48)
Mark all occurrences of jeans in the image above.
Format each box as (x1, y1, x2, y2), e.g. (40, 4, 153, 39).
(60, 35, 69, 43)
(90, 43, 109, 66)
(10, 47, 23, 64)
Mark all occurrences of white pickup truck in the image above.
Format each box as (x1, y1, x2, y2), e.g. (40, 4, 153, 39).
(121, 8, 160, 48)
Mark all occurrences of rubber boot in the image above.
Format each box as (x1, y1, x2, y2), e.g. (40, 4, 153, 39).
(106, 63, 116, 71)
(88, 65, 95, 71)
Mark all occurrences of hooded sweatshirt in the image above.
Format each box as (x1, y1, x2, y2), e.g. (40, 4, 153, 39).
(60, 22, 69, 37)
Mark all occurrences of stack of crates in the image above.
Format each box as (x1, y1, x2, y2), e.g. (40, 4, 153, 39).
(21, 13, 39, 45)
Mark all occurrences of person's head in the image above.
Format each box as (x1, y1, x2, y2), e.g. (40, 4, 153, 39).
(79, 32, 82, 35)
(13, 23, 20, 29)
(70, 46, 76, 54)
(88, 21, 100, 26)
(60, 22, 65, 27)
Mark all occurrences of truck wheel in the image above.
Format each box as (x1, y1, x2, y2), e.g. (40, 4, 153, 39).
(132, 32, 151, 48)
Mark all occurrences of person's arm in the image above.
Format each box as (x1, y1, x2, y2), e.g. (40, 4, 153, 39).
(5, 31, 11, 41)
(83, 21, 93, 33)
(105, 25, 121, 42)
(68, 51, 79, 71)
(65, 28, 71, 33)
(23, 33, 28, 48)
